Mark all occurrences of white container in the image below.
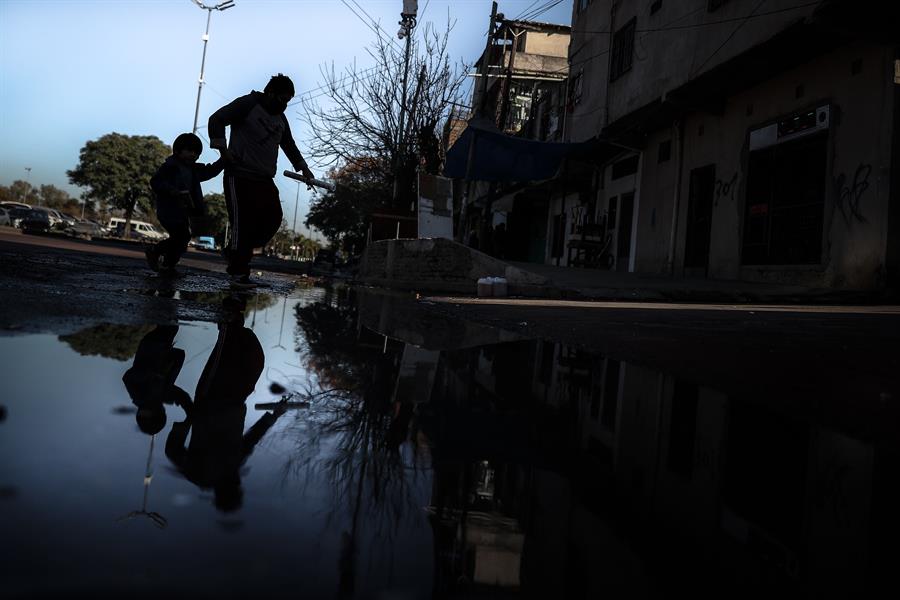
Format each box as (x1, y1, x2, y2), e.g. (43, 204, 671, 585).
(477, 277, 492, 297)
(492, 277, 508, 297)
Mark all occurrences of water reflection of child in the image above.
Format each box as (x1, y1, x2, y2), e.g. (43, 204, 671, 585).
(122, 325, 190, 435)
(164, 296, 284, 512)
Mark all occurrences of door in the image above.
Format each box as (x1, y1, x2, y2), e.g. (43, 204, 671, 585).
(616, 192, 635, 272)
(684, 165, 716, 272)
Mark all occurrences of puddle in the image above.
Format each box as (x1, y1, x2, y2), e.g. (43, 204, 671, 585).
(1, 286, 898, 597)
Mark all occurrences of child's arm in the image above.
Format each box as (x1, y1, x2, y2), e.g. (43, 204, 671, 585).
(195, 157, 225, 183)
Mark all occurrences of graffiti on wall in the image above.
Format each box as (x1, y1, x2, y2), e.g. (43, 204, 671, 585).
(834, 163, 872, 225)
(714, 173, 738, 207)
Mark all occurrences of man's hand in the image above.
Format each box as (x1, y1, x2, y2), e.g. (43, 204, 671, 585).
(219, 148, 237, 164)
(300, 164, 314, 181)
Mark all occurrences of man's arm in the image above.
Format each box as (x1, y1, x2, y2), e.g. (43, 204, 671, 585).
(207, 93, 257, 152)
(279, 117, 314, 179)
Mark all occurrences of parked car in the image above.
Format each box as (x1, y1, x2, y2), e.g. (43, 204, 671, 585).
(20, 209, 52, 233)
(67, 219, 107, 240)
(0, 201, 31, 212)
(20, 206, 65, 229)
(107, 217, 167, 241)
(57, 212, 78, 228)
(0, 207, 10, 227)
(189, 236, 216, 251)
(8, 206, 33, 228)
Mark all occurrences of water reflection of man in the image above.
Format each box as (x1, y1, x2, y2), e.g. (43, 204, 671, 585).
(164, 295, 283, 512)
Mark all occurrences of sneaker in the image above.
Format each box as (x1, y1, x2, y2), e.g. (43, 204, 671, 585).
(229, 274, 259, 290)
(145, 247, 161, 272)
(157, 255, 180, 277)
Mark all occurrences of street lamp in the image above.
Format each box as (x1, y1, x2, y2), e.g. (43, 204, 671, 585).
(24, 167, 36, 206)
(190, 0, 236, 134)
(393, 0, 418, 204)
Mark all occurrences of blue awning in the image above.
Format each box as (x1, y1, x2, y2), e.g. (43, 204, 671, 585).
(444, 118, 621, 182)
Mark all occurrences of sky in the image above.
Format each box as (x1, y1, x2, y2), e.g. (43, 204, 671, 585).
(0, 0, 572, 235)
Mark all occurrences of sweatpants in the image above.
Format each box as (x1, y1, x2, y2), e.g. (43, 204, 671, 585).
(223, 173, 282, 276)
(154, 201, 192, 267)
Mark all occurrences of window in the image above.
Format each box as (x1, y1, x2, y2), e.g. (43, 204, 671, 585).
(610, 18, 636, 81)
(569, 70, 584, 106)
(515, 32, 526, 53)
(742, 131, 827, 265)
(577, 0, 592, 14)
(611, 154, 639, 179)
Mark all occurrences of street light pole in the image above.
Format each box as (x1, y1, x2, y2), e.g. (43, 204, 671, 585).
(393, 1, 418, 205)
(191, 0, 235, 135)
(24, 167, 37, 206)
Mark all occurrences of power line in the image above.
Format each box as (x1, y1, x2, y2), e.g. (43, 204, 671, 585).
(570, 1, 821, 34)
(288, 65, 382, 107)
(347, 0, 403, 50)
(690, 0, 776, 77)
(520, 0, 565, 22)
(514, 1, 543, 21)
(420, 0, 432, 24)
(544, 0, 822, 78)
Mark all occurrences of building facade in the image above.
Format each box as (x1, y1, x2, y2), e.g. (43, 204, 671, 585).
(544, 0, 900, 289)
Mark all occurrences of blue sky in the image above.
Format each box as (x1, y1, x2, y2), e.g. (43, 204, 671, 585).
(0, 0, 572, 233)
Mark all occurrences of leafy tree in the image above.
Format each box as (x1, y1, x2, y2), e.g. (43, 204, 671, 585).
(199, 192, 229, 243)
(305, 160, 391, 254)
(59, 324, 156, 362)
(4, 180, 39, 204)
(67, 133, 170, 235)
(38, 184, 72, 210)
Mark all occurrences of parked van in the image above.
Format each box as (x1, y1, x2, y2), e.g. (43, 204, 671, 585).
(107, 217, 167, 241)
(190, 236, 216, 251)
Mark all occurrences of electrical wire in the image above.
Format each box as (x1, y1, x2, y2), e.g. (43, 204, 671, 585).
(514, 0, 543, 20)
(519, 0, 565, 22)
(348, 0, 404, 49)
(570, 1, 821, 34)
(689, 0, 772, 77)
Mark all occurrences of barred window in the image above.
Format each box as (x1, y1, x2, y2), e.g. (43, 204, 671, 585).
(610, 18, 636, 82)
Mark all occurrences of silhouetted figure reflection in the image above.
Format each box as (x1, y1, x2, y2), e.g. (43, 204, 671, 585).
(122, 325, 190, 435)
(120, 324, 188, 529)
(164, 294, 283, 512)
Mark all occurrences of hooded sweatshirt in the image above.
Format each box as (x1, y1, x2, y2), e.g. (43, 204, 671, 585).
(207, 90, 309, 180)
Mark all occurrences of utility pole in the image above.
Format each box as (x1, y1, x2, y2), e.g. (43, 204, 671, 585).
(460, 1, 499, 244)
(497, 23, 523, 131)
(191, 0, 236, 134)
(393, 1, 418, 206)
(476, 2, 499, 118)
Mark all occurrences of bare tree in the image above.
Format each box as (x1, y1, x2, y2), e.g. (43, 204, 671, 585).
(301, 19, 467, 207)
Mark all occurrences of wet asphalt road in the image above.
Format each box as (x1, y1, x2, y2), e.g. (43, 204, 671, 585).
(0, 229, 295, 335)
(2, 227, 899, 445)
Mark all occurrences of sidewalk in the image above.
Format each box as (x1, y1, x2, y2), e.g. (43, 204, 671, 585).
(506, 260, 892, 304)
(358, 238, 895, 304)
